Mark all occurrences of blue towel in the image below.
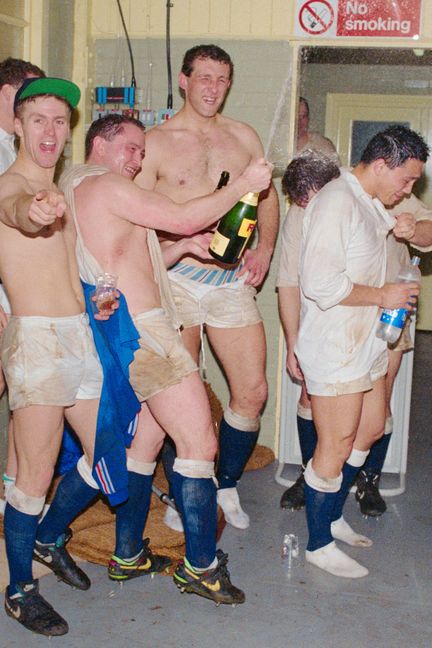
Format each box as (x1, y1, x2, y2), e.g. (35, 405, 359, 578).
(56, 283, 141, 506)
(56, 423, 82, 475)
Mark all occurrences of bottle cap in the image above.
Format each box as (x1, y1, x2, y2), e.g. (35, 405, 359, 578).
(411, 256, 421, 265)
(240, 192, 259, 206)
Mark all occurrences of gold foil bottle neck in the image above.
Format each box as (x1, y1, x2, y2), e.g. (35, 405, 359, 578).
(240, 192, 259, 207)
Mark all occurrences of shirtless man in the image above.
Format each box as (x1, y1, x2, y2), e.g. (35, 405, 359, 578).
(36, 113, 272, 606)
(0, 78, 104, 637)
(136, 44, 280, 530)
(0, 57, 45, 498)
(296, 97, 339, 162)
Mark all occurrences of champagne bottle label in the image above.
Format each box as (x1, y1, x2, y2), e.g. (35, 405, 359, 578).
(209, 231, 230, 255)
(238, 218, 256, 238)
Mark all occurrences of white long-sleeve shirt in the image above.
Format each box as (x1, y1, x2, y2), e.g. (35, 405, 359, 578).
(0, 128, 16, 175)
(295, 169, 395, 385)
(277, 188, 432, 290)
(0, 127, 16, 313)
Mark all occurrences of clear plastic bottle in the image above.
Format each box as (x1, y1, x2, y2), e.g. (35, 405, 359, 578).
(281, 533, 299, 570)
(94, 273, 118, 313)
(376, 256, 421, 344)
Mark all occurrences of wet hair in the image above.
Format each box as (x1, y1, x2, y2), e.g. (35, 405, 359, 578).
(0, 57, 45, 90)
(181, 44, 234, 80)
(360, 125, 429, 168)
(14, 95, 72, 121)
(299, 96, 309, 116)
(85, 114, 145, 160)
(282, 149, 340, 205)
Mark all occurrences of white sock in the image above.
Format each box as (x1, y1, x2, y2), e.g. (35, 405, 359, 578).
(217, 487, 250, 529)
(331, 516, 373, 548)
(2, 473, 16, 498)
(164, 506, 184, 533)
(306, 541, 369, 578)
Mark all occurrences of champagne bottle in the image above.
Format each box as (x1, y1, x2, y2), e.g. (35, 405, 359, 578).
(209, 191, 259, 265)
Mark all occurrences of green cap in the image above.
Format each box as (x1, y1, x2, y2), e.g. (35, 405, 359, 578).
(14, 77, 81, 112)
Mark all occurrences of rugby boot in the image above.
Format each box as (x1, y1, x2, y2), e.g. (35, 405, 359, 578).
(355, 470, 387, 517)
(173, 549, 245, 606)
(33, 528, 90, 590)
(4, 580, 68, 636)
(280, 471, 305, 510)
(108, 538, 172, 581)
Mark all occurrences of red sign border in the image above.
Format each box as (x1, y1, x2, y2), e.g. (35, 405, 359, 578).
(299, 0, 335, 35)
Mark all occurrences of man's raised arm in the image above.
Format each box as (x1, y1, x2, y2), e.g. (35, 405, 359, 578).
(109, 158, 273, 235)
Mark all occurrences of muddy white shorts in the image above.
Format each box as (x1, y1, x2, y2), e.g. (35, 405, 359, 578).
(169, 273, 262, 329)
(1, 313, 103, 410)
(129, 308, 197, 402)
(305, 351, 388, 397)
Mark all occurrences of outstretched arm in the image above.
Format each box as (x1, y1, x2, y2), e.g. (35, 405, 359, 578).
(109, 159, 272, 236)
(0, 176, 65, 233)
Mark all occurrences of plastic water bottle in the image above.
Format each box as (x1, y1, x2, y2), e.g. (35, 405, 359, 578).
(376, 256, 421, 344)
(281, 533, 299, 570)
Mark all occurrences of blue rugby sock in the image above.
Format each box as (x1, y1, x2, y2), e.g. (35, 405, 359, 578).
(4, 503, 39, 595)
(114, 471, 152, 559)
(170, 470, 216, 569)
(217, 416, 258, 489)
(363, 433, 392, 475)
(37, 466, 99, 544)
(330, 461, 361, 523)
(304, 483, 338, 552)
(297, 415, 318, 466)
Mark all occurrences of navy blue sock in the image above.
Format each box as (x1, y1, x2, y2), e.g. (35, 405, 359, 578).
(217, 417, 259, 489)
(160, 437, 176, 501)
(297, 415, 318, 466)
(4, 503, 39, 594)
(170, 471, 216, 569)
(363, 433, 392, 475)
(37, 466, 99, 544)
(304, 483, 338, 552)
(331, 462, 361, 523)
(114, 471, 153, 558)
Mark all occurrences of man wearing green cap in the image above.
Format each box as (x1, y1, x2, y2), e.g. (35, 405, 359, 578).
(0, 77, 101, 637)
(0, 58, 45, 500)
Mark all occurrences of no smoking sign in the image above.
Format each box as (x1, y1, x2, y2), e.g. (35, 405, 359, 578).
(295, 0, 420, 39)
(296, 0, 337, 37)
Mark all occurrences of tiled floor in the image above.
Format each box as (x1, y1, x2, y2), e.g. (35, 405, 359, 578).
(1, 333, 431, 648)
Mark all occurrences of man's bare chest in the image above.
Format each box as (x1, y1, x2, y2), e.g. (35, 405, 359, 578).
(161, 134, 252, 190)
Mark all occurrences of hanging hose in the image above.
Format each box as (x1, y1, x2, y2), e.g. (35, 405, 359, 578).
(116, 0, 137, 87)
(166, 1, 173, 109)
